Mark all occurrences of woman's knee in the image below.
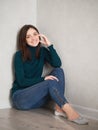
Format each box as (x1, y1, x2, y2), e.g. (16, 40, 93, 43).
(53, 68, 65, 78)
(54, 67, 64, 73)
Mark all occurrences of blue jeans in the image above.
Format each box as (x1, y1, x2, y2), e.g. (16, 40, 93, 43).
(12, 68, 68, 110)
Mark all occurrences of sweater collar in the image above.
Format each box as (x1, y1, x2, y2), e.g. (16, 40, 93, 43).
(27, 45, 38, 52)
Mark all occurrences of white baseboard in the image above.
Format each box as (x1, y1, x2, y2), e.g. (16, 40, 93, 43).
(0, 102, 11, 109)
(72, 104, 98, 121)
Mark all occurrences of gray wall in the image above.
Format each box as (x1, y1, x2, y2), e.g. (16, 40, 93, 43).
(0, 0, 36, 108)
(37, 0, 98, 120)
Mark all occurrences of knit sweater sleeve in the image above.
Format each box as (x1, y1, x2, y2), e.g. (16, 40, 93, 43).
(14, 52, 44, 88)
(44, 45, 62, 67)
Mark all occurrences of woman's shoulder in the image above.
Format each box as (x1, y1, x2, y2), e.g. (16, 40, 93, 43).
(14, 50, 22, 55)
(14, 50, 22, 59)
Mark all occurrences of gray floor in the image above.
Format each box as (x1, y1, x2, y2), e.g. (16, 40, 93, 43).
(0, 108, 98, 130)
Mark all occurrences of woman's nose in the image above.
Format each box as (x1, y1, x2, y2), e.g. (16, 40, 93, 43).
(31, 36, 35, 40)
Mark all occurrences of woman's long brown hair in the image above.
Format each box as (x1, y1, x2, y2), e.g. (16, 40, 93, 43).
(17, 25, 41, 61)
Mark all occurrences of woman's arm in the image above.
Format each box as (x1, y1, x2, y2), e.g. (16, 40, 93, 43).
(39, 34, 62, 67)
(44, 45, 62, 67)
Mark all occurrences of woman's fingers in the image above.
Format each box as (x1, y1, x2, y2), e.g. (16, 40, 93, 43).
(50, 75, 59, 81)
(39, 34, 51, 46)
(45, 75, 59, 81)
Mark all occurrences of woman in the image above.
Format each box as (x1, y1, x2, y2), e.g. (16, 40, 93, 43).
(10, 24, 88, 125)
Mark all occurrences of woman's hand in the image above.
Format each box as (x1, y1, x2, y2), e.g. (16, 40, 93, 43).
(39, 34, 52, 47)
(44, 75, 59, 82)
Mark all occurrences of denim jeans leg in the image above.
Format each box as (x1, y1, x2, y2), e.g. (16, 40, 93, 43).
(50, 68, 65, 94)
(12, 80, 50, 110)
(48, 79, 68, 108)
(12, 68, 68, 110)
(47, 68, 68, 107)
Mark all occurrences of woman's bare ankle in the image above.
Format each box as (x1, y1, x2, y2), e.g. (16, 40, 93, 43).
(62, 103, 79, 120)
(55, 104, 64, 113)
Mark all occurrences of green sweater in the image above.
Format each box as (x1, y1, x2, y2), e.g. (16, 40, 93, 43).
(11, 45, 61, 95)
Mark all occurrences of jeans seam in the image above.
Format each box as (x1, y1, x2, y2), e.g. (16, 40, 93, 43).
(53, 88, 65, 106)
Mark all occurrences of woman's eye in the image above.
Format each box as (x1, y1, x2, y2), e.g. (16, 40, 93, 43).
(26, 33, 38, 39)
(34, 33, 38, 36)
(26, 36, 30, 39)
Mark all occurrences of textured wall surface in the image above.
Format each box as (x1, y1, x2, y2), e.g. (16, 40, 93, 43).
(0, 0, 37, 108)
(37, 0, 98, 119)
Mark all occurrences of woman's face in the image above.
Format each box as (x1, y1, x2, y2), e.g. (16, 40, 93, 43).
(26, 28, 39, 47)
